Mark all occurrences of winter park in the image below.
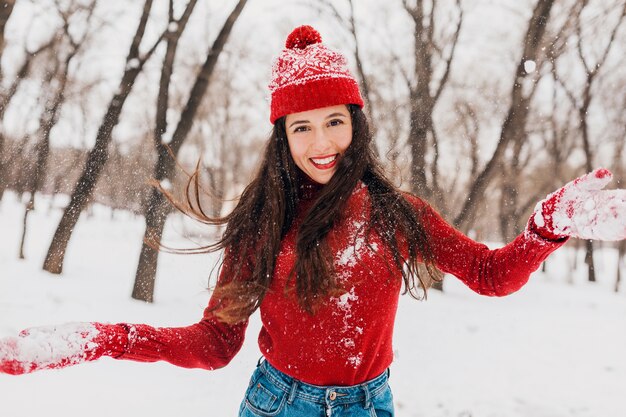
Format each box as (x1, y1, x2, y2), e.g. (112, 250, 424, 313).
(1, 0, 626, 416)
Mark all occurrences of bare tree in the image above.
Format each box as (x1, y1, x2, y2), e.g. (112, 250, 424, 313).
(554, 0, 625, 282)
(43, 0, 167, 274)
(544, 17, 581, 186)
(613, 146, 625, 293)
(454, 102, 480, 183)
(610, 90, 626, 292)
(401, 0, 463, 211)
(0, 0, 16, 82)
(132, 0, 249, 302)
(195, 50, 263, 225)
(453, 0, 556, 232)
(0, 36, 56, 200)
(351, 34, 401, 174)
(18, 0, 97, 259)
(496, 2, 582, 242)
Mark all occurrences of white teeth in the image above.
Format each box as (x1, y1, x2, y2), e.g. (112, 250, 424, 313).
(311, 155, 337, 165)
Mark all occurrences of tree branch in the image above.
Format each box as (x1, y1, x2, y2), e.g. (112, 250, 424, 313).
(434, 0, 463, 102)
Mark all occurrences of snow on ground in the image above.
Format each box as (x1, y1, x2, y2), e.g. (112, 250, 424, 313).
(1, 191, 625, 417)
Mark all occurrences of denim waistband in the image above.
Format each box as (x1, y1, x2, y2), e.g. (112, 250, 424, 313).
(257, 359, 389, 407)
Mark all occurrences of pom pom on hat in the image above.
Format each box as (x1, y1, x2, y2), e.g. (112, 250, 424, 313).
(269, 25, 363, 124)
(285, 25, 322, 49)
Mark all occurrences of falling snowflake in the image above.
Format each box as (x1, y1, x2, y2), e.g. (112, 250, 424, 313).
(126, 58, 140, 70)
(523, 60, 536, 73)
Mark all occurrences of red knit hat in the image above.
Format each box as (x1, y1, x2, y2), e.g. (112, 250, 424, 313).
(269, 25, 364, 124)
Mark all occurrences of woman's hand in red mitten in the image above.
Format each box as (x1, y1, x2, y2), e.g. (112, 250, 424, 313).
(0, 322, 128, 375)
(530, 168, 626, 241)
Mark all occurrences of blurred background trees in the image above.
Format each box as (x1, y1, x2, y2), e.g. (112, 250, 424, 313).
(0, 0, 624, 300)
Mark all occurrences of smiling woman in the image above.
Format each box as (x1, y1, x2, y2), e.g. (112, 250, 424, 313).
(285, 105, 353, 184)
(1, 24, 626, 417)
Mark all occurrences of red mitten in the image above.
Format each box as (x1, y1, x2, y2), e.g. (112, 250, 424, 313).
(530, 168, 626, 241)
(0, 322, 128, 375)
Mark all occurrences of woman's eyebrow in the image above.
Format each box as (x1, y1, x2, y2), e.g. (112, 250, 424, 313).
(288, 113, 348, 128)
(288, 120, 309, 128)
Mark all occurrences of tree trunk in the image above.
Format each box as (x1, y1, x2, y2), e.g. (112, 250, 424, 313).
(584, 239, 595, 282)
(454, 0, 555, 232)
(18, 195, 33, 259)
(408, 95, 433, 200)
(132, 0, 200, 302)
(403, 0, 462, 207)
(499, 172, 517, 242)
(406, 0, 434, 200)
(132, 0, 248, 302)
(19, 137, 51, 259)
(0, 0, 16, 82)
(580, 117, 596, 282)
(42, 0, 160, 274)
(19, 39, 76, 259)
(132, 183, 169, 302)
(401, 0, 463, 292)
(579, 86, 597, 282)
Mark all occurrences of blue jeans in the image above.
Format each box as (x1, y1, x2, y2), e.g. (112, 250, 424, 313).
(238, 360, 394, 417)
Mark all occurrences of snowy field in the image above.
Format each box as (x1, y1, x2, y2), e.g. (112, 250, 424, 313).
(0, 191, 625, 417)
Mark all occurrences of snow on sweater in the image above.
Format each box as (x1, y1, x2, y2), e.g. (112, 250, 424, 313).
(113, 182, 566, 386)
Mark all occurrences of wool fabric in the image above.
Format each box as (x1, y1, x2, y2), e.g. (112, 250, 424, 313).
(111, 183, 566, 386)
(269, 25, 364, 124)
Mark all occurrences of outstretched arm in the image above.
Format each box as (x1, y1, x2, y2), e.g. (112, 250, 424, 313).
(416, 199, 567, 296)
(412, 168, 624, 296)
(0, 307, 248, 376)
(1, 254, 249, 376)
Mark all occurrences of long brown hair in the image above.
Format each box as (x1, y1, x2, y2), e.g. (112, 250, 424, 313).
(163, 105, 441, 324)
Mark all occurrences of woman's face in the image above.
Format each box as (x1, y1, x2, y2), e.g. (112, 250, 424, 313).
(284, 104, 353, 185)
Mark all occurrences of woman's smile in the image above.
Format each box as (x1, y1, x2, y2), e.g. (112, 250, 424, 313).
(309, 154, 339, 170)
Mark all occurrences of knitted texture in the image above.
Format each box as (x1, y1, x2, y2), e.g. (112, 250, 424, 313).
(11, 185, 563, 384)
(531, 168, 626, 241)
(0, 323, 127, 375)
(269, 25, 363, 123)
(0, 186, 567, 383)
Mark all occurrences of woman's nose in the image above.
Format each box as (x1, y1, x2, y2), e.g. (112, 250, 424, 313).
(312, 128, 331, 150)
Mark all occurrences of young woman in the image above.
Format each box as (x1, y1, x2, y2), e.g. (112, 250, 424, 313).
(1, 25, 625, 417)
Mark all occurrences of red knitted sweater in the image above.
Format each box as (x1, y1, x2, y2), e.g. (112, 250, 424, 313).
(114, 182, 566, 386)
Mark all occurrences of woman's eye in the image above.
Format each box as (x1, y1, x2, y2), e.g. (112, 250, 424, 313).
(293, 126, 309, 133)
(328, 119, 344, 127)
